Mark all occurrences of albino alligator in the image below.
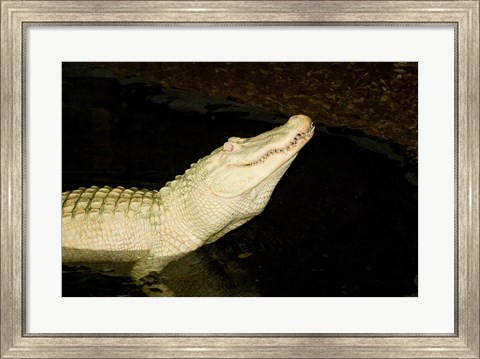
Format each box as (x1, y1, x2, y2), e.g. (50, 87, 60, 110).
(62, 114, 314, 282)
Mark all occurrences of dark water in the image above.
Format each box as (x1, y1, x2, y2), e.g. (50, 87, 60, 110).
(62, 65, 417, 297)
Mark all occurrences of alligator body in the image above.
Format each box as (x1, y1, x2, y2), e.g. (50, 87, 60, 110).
(62, 115, 314, 280)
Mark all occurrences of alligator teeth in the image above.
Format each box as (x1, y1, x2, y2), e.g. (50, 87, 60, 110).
(246, 124, 315, 166)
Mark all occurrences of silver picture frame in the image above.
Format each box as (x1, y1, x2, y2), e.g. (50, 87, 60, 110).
(1, 1, 479, 358)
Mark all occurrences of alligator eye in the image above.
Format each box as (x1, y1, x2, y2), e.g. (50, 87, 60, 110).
(223, 142, 236, 153)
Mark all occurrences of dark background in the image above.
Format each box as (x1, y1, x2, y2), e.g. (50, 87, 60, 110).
(62, 62, 418, 297)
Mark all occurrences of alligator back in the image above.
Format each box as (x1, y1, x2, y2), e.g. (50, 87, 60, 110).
(62, 186, 160, 261)
(62, 186, 158, 217)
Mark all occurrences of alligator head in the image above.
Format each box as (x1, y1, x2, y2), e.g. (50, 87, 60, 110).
(210, 114, 314, 198)
(159, 114, 314, 249)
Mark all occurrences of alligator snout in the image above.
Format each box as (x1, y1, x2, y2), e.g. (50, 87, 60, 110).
(285, 114, 313, 132)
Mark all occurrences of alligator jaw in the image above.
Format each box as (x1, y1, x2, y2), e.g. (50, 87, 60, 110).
(209, 114, 314, 198)
(245, 121, 315, 166)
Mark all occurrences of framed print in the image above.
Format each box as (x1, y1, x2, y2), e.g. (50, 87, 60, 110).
(1, 1, 479, 358)
(59, 61, 419, 299)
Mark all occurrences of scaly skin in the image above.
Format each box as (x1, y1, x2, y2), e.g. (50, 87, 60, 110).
(62, 114, 314, 280)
